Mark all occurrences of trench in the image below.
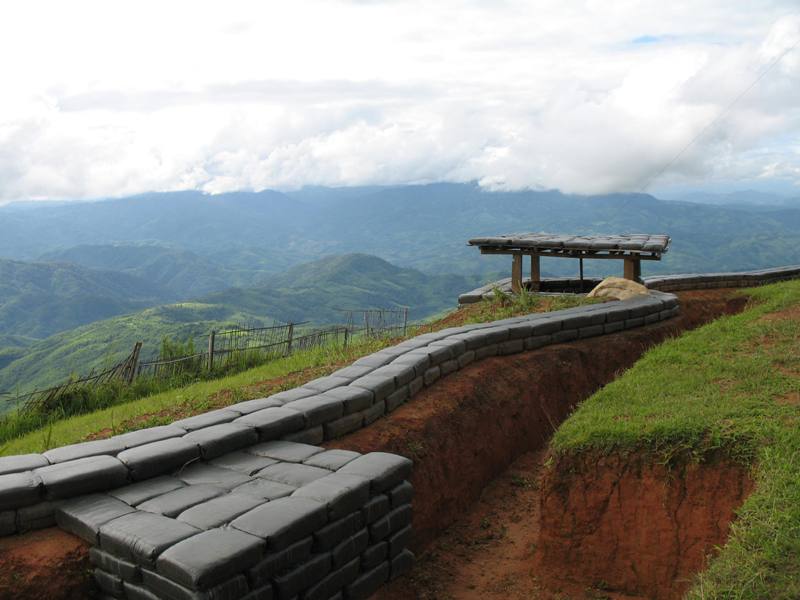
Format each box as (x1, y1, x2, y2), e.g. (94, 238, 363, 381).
(332, 289, 751, 599)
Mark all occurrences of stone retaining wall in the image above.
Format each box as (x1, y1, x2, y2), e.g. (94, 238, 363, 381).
(0, 290, 680, 599)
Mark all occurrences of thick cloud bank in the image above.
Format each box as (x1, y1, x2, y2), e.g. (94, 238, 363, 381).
(0, 1, 798, 201)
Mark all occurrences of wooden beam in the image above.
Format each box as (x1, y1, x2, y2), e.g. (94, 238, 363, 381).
(512, 254, 523, 293)
(623, 258, 642, 281)
(478, 247, 661, 260)
(530, 254, 541, 291)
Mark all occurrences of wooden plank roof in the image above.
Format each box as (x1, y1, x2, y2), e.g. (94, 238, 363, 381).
(468, 233, 671, 259)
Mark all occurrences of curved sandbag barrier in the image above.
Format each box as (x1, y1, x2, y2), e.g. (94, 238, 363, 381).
(0, 291, 682, 600)
(458, 264, 800, 304)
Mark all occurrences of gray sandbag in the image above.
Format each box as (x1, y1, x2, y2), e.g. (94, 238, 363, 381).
(35, 455, 128, 500)
(90, 547, 141, 582)
(240, 585, 274, 600)
(337, 453, 413, 493)
(172, 410, 241, 432)
(136, 484, 226, 518)
(302, 375, 351, 393)
(332, 528, 369, 569)
(247, 536, 313, 588)
(388, 524, 412, 557)
(292, 472, 370, 520)
(99, 510, 201, 566)
(362, 541, 388, 569)
(173, 463, 253, 490)
(313, 511, 363, 551)
(369, 364, 415, 387)
(317, 386, 373, 414)
(0, 471, 42, 510)
(0, 510, 16, 535)
(282, 426, 324, 445)
(55, 493, 137, 543)
(116, 425, 189, 449)
(388, 352, 431, 377)
(43, 438, 126, 464)
(16, 501, 55, 532)
(248, 440, 324, 463)
(388, 504, 412, 532)
(109, 476, 186, 506)
(389, 481, 414, 507)
(94, 568, 125, 596)
(0, 453, 49, 475)
(177, 494, 265, 530)
(233, 407, 305, 440)
(300, 556, 360, 600)
(323, 413, 363, 440)
(361, 494, 390, 524)
(117, 438, 200, 481)
(230, 497, 327, 551)
(256, 462, 331, 487)
(156, 527, 264, 590)
(329, 365, 374, 380)
(282, 396, 344, 428)
(303, 449, 361, 471)
(265, 387, 319, 404)
(273, 552, 331, 600)
(183, 423, 258, 459)
(344, 561, 389, 600)
(232, 478, 297, 501)
(348, 374, 396, 403)
(209, 451, 277, 476)
(225, 397, 282, 415)
(123, 582, 161, 600)
(142, 570, 249, 600)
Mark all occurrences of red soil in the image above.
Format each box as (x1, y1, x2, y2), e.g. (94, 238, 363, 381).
(0, 528, 91, 600)
(4, 289, 748, 600)
(537, 452, 753, 600)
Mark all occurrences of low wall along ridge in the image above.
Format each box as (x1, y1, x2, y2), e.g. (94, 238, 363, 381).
(4, 265, 797, 599)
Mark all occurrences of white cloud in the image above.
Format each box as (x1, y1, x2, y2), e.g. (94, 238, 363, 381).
(0, 1, 798, 201)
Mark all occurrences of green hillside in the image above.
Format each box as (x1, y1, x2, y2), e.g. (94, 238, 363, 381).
(0, 254, 481, 397)
(39, 243, 253, 298)
(0, 258, 174, 339)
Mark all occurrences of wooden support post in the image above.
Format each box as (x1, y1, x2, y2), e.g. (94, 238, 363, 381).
(530, 254, 541, 291)
(207, 331, 216, 371)
(127, 341, 142, 384)
(286, 323, 294, 356)
(623, 258, 641, 282)
(512, 254, 523, 293)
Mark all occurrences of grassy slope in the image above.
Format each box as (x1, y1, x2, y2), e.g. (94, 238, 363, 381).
(0, 292, 590, 455)
(551, 280, 800, 599)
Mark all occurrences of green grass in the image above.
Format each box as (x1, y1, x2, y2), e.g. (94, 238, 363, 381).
(0, 291, 597, 456)
(549, 279, 800, 599)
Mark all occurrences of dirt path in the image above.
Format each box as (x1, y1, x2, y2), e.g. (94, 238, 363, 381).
(376, 450, 645, 600)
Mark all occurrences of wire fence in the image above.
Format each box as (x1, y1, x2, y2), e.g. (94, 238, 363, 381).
(1, 309, 408, 419)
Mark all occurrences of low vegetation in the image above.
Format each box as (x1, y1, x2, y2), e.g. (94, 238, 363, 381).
(550, 279, 800, 599)
(0, 290, 594, 455)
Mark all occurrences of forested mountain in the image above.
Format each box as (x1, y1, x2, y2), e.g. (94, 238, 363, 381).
(0, 254, 482, 395)
(0, 258, 174, 339)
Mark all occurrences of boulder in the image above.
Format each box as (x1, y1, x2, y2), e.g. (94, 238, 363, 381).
(588, 277, 649, 301)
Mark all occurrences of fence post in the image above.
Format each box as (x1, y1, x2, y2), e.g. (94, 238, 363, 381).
(127, 342, 142, 384)
(403, 307, 408, 337)
(343, 327, 349, 348)
(286, 323, 294, 356)
(208, 330, 216, 372)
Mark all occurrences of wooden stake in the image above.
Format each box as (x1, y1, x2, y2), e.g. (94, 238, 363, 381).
(624, 258, 641, 281)
(530, 254, 541, 291)
(207, 330, 216, 371)
(512, 254, 523, 293)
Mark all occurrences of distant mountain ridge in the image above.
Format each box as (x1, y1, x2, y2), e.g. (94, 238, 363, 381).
(2, 183, 799, 278)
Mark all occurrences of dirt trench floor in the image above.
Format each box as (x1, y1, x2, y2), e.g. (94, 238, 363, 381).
(0, 289, 749, 600)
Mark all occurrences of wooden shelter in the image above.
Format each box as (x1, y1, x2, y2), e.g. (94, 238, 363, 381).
(468, 233, 671, 292)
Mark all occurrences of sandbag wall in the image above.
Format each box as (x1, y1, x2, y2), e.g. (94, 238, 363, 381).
(0, 291, 679, 538)
(53, 443, 413, 600)
(643, 265, 800, 291)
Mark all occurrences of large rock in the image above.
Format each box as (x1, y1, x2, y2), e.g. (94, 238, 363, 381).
(588, 277, 650, 301)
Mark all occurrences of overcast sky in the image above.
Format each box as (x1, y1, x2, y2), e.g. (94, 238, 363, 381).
(1, 1, 798, 202)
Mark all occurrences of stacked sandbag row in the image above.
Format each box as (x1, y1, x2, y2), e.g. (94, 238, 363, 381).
(53, 442, 413, 600)
(457, 276, 603, 304)
(0, 291, 679, 535)
(644, 265, 800, 291)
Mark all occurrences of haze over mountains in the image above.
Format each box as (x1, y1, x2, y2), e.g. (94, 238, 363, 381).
(1, 182, 799, 396)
